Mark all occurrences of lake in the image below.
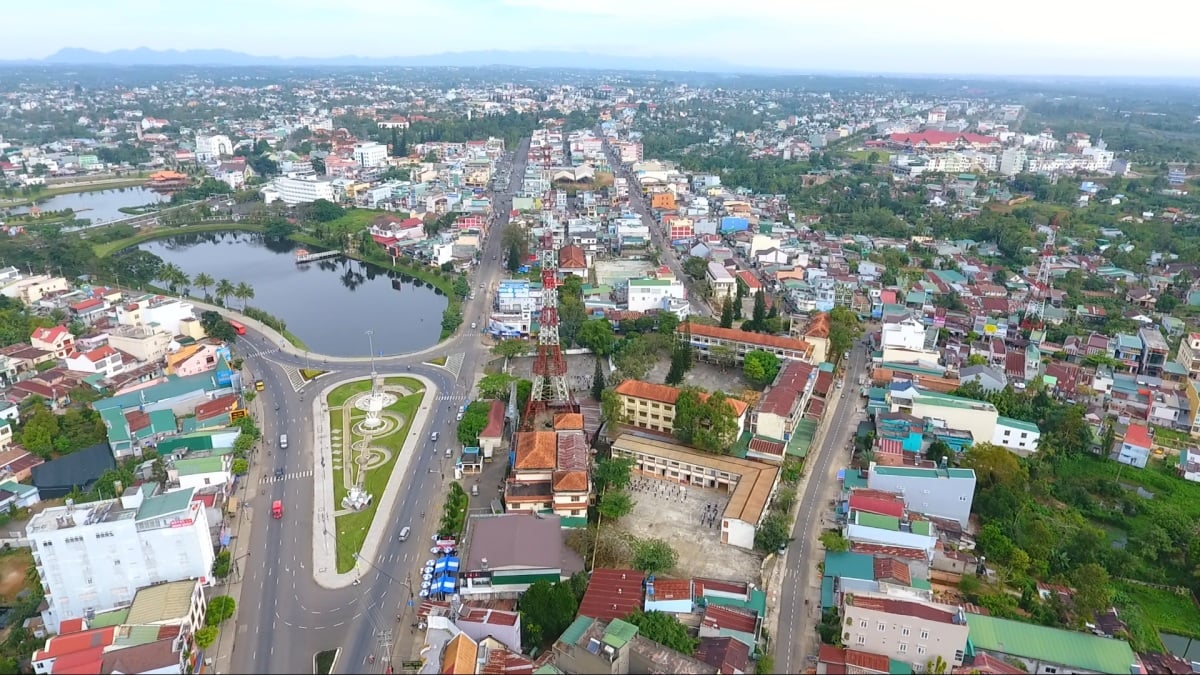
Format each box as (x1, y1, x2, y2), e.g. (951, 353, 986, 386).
(140, 232, 447, 357)
(8, 186, 169, 222)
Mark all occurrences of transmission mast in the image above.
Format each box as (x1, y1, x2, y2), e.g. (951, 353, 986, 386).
(1025, 221, 1057, 319)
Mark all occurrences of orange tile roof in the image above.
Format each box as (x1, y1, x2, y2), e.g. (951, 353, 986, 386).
(648, 578, 691, 601)
(481, 400, 506, 438)
(682, 322, 814, 356)
(514, 431, 557, 470)
(805, 312, 831, 338)
(614, 379, 749, 418)
(553, 412, 584, 430)
(578, 568, 644, 621)
(553, 470, 589, 492)
(441, 633, 478, 675)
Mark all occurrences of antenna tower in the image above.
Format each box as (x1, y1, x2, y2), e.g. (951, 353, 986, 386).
(1025, 221, 1057, 319)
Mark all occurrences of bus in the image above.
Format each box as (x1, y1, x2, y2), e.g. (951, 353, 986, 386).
(228, 319, 247, 335)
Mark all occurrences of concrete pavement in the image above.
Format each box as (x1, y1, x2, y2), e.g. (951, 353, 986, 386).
(310, 374, 440, 589)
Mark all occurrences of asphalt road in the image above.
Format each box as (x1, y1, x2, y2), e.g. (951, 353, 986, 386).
(598, 131, 709, 318)
(227, 138, 530, 674)
(777, 340, 869, 674)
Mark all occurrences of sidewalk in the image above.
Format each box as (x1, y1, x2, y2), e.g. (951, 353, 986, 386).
(209, 365, 269, 675)
(310, 373, 440, 589)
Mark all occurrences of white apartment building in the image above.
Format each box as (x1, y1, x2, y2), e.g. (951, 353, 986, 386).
(841, 592, 968, 671)
(352, 141, 389, 168)
(28, 486, 215, 634)
(115, 295, 196, 337)
(107, 325, 175, 363)
(626, 278, 687, 313)
(999, 147, 1026, 176)
(194, 134, 233, 162)
(881, 315, 927, 352)
(264, 176, 335, 205)
(706, 262, 736, 301)
(64, 345, 124, 379)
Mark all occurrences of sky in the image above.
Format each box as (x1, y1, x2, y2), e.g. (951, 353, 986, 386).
(4, 0, 1198, 77)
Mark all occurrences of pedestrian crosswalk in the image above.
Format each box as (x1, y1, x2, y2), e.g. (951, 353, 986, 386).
(282, 365, 305, 392)
(245, 347, 282, 358)
(435, 393, 468, 402)
(260, 469, 313, 485)
(444, 352, 465, 379)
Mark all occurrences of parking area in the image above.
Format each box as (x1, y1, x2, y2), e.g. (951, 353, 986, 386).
(618, 473, 763, 583)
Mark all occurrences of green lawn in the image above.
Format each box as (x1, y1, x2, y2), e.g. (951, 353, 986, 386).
(426, 356, 448, 366)
(92, 222, 261, 257)
(845, 149, 890, 164)
(328, 377, 425, 573)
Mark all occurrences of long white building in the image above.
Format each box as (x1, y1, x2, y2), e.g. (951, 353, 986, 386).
(263, 175, 335, 205)
(28, 485, 215, 634)
(352, 141, 389, 168)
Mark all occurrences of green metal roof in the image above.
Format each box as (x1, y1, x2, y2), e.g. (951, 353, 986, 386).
(843, 468, 869, 490)
(100, 407, 130, 443)
(965, 613, 1136, 674)
(824, 551, 875, 580)
(911, 520, 932, 535)
(559, 615, 594, 646)
(94, 373, 226, 412)
(87, 607, 130, 628)
(135, 487, 194, 521)
(788, 420, 816, 458)
(996, 416, 1040, 433)
(628, 278, 673, 286)
(112, 624, 164, 647)
(872, 465, 976, 480)
(602, 618, 639, 648)
(857, 512, 900, 531)
(174, 456, 225, 475)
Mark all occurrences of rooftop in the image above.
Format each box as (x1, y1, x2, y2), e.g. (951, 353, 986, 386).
(126, 579, 196, 624)
(578, 568, 644, 622)
(613, 380, 749, 418)
(871, 464, 976, 480)
(683, 322, 814, 356)
(965, 612, 1136, 674)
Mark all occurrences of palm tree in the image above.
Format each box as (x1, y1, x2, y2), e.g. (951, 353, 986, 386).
(926, 656, 949, 675)
(214, 279, 235, 307)
(156, 263, 189, 294)
(233, 282, 255, 310)
(193, 272, 215, 299)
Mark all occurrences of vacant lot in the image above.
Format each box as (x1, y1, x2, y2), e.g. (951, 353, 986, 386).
(0, 549, 32, 600)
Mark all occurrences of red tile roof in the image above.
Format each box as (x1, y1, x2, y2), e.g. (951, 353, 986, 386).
(694, 636, 751, 674)
(757, 360, 815, 417)
(873, 557, 912, 585)
(747, 437, 784, 457)
(693, 578, 748, 597)
(514, 432, 557, 470)
(683, 322, 813, 356)
(849, 493, 905, 519)
(195, 394, 240, 421)
(481, 400, 506, 439)
(647, 578, 691, 602)
(33, 625, 118, 662)
(735, 270, 761, 290)
(953, 652, 1027, 674)
(850, 542, 927, 560)
(558, 245, 586, 270)
(888, 131, 999, 147)
(556, 432, 588, 472)
(701, 604, 758, 634)
(31, 325, 69, 344)
(578, 568, 644, 621)
(1125, 423, 1152, 449)
(70, 298, 104, 312)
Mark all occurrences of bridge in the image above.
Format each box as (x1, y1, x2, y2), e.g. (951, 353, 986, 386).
(295, 249, 343, 264)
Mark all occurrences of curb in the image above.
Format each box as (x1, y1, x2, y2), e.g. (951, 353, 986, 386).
(310, 373, 439, 589)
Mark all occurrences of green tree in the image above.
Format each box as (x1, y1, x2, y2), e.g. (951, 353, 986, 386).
(925, 656, 949, 675)
(507, 242, 522, 273)
(594, 457, 634, 494)
(657, 312, 680, 335)
(683, 256, 708, 280)
(675, 388, 741, 453)
(613, 335, 660, 381)
(720, 297, 734, 329)
(598, 490, 634, 520)
(492, 338, 531, 361)
(519, 580, 579, 650)
(820, 530, 850, 552)
(625, 610, 698, 654)
(263, 216, 296, 240)
(600, 389, 626, 427)
(478, 372, 518, 399)
(592, 356, 606, 401)
(17, 403, 58, 458)
(576, 319, 616, 356)
(194, 626, 219, 649)
(965, 353, 988, 367)
(308, 199, 344, 223)
(214, 279, 235, 307)
(206, 595, 237, 625)
(233, 282, 255, 310)
(960, 443, 1026, 488)
(665, 339, 692, 386)
(754, 512, 792, 551)
(631, 538, 677, 575)
(212, 550, 232, 579)
(749, 290, 767, 331)
(193, 272, 215, 298)
(925, 441, 955, 466)
(453, 274, 470, 299)
(743, 350, 781, 386)
(456, 401, 491, 446)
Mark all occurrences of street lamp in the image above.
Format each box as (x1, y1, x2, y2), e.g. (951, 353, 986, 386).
(365, 330, 376, 376)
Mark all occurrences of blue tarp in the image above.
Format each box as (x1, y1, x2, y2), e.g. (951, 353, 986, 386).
(435, 577, 456, 593)
(434, 558, 460, 573)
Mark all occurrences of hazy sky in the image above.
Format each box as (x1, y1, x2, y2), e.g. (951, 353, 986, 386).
(5, 0, 1197, 77)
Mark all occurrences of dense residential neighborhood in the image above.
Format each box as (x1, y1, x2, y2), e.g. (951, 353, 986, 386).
(0, 59, 1199, 675)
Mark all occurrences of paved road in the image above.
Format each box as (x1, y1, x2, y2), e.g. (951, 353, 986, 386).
(777, 341, 869, 674)
(226, 137, 530, 674)
(598, 130, 708, 318)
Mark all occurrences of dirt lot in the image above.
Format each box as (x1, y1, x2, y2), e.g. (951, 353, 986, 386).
(645, 358, 755, 396)
(0, 549, 32, 600)
(617, 474, 763, 584)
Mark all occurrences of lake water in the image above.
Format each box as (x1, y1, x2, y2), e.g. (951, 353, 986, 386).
(8, 186, 169, 222)
(140, 232, 447, 356)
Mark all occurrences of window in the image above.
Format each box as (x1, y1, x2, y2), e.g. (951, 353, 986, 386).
(954, 650, 965, 663)
(959, 495, 968, 501)
(917, 645, 927, 655)
(877, 622, 885, 632)
(920, 630, 929, 640)
(856, 635, 866, 645)
(898, 643, 908, 653)
(901, 627, 910, 636)
(859, 620, 868, 629)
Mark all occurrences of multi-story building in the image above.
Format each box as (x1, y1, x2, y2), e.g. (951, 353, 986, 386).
(27, 485, 214, 633)
(705, 262, 736, 301)
(1174, 333, 1200, 380)
(263, 175, 335, 205)
(30, 325, 74, 359)
(194, 134, 232, 162)
(352, 141, 389, 168)
(503, 413, 591, 527)
(998, 147, 1026, 176)
(749, 360, 817, 444)
(1139, 326, 1169, 378)
(115, 295, 196, 337)
(612, 380, 749, 438)
(107, 325, 174, 363)
(866, 463, 976, 526)
(840, 592, 969, 671)
(626, 278, 687, 314)
(888, 387, 998, 448)
(680, 323, 815, 364)
(64, 345, 124, 378)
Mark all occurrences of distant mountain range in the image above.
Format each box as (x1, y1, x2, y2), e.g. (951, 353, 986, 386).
(15, 47, 764, 73)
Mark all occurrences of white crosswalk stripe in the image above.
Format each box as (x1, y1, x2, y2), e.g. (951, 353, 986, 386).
(444, 352, 465, 379)
(246, 347, 282, 358)
(435, 393, 467, 402)
(283, 365, 305, 392)
(260, 469, 314, 485)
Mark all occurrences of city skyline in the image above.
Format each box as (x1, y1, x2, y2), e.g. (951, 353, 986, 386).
(4, 0, 1198, 77)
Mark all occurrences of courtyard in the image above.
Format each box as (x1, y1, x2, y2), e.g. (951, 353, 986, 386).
(326, 376, 424, 573)
(618, 473, 763, 583)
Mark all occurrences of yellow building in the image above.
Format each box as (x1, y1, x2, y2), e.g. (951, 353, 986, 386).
(612, 380, 748, 437)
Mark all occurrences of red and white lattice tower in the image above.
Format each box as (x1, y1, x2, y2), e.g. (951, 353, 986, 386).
(1025, 222, 1058, 318)
(530, 229, 570, 407)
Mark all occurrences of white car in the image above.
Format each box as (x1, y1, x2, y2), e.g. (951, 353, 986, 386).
(456, 412, 464, 421)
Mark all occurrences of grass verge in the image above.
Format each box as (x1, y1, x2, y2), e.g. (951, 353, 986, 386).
(315, 648, 339, 675)
(426, 356, 448, 366)
(329, 377, 425, 573)
(91, 222, 262, 257)
(301, 369, 327, 381)
(1112, 580, 1200, 648)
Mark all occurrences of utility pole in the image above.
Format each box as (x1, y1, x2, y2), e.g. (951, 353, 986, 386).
(376, 628, 394, 668)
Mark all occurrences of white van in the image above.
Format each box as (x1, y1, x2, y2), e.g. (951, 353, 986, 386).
(279, 434, 288, 449)
(398, 526, 411, 542)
